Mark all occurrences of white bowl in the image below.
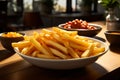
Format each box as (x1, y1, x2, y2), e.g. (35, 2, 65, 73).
(14, 37, 108, 70)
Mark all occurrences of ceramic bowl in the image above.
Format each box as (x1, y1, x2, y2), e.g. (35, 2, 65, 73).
(0, 32, 24, 52)
(104, 30, 120, 45)
(58, 23, 102, 37)
(14, 37, 108, 69)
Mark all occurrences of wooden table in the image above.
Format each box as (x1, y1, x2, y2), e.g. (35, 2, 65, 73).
(0, 21, 120, 80)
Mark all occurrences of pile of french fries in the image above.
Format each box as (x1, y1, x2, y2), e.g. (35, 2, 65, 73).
(12, 27, 105, 59)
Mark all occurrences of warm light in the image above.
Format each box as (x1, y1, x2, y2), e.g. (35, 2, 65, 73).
(54, 0, 76, 12)
(24, 0, 33, 11)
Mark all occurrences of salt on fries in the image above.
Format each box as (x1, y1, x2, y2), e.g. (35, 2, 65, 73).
(12, 27, 105, 59)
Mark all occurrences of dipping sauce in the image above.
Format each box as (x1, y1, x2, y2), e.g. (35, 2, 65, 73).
(63, 19, 96, 30)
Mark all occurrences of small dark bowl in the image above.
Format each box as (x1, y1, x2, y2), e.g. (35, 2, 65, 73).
(0, 32, 24, 52)
(58, 23, 102, 37)
(104, 31, 120, 45)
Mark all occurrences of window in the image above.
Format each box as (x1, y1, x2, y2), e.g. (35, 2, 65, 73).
(54, 0, 98, 13)
(24, 0, 33, 11)
(7, 0, 98, 15)
(54, 0, 76, 13)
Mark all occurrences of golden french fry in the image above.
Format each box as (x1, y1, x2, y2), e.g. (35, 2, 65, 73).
(30, 37, 50, 55)
(33, 31, 40, 39)
(69, 42, 88, 51)
(32, 50, 59, 59)
(36, 53, 59, 59)
(43, 38, 68, 54)
(81, 43, 94, 58)
(93, 42, 101, 47)
(62, 34, 90, 47)
(81, 49, 90, 58)
(12, 41, 31, 48)
(21, 47, 28, 55)
(52, 33, 63, 43)
(64, 41, 80, 58)
(24, 36, 30, 41)
(52, 33, 70, 49)
(39, 39, 53, 56)
(67, 46, 80, 58)
(41, 29, 52, 35)
(93, 47, 105, 55)
(32, 51, 39, 57)
(53, 27, 77, 36)
(23, 45, 36, 55)
(49, 47, 67, 59)
(75, 50, 83, 57)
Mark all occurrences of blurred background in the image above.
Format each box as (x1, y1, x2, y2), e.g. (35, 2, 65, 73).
(0, 0, 120, 32)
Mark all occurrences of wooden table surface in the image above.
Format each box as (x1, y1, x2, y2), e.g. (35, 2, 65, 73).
(0, 21, 120, 80)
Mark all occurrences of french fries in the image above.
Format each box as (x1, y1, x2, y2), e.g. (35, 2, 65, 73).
(1, 32, 23, 37)
(12, 27, 105, 59)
